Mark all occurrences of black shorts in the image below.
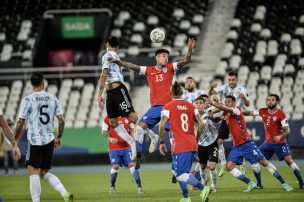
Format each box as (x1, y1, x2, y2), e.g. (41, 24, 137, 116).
(106, 84, 135, 119)
(218, 120, 229, 140)
(25, 140, 54, 169)
(198, 141, 219, 164)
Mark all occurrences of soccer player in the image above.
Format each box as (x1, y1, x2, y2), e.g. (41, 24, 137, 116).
(208, 71, 249, 176)
(98, 36, 138, 160)
(159, 82, 210, 202)
(208, 95, 293, 192)
(1, 119, 19, 175)
(182, 76, 206, 104)
(243, 94, 304, 189)
(102, 116, 143, 194)
(108, 38, 197, 159)
(194, 95, 220, 192)
(0, 110, 21, 161)
(15, 73, 73, 202)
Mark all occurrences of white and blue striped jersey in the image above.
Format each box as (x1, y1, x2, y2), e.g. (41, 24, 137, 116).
(101, 51, 125, 85)
(198, 112, 218, 147)
(214, 85, 249, 109)
(19, 91, 62, 145)
(182, 88, 206, 104)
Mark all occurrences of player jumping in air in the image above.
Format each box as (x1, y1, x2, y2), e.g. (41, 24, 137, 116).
(243, 94, 303, 189)
(159, 82, 210, 202)
(102, 116, 143, 194)
(208, 95, 293, 192)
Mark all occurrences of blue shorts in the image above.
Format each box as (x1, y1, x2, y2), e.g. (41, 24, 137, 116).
(109, 148, 133, 167)
(227, 140, 265, 165)
(259, 142, 291, 161)
(172, 152, 196, 177)
(140, 106, 170, 130)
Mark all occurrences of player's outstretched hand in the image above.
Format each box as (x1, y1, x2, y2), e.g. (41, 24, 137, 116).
(12, 145, 21, 160)
(108, 137, 118, 144)
(239, 93, 246, 99)
(188, 38, 197, 49)
(210, 81, 217, 89)
(159, 143, 167, 156)
(55, 138, 62, 150)
(273, 135, 282, 142)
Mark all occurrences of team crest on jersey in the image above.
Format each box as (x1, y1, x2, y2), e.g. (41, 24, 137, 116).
(273, 116, 277, 121)
(162, 68, 168, 73)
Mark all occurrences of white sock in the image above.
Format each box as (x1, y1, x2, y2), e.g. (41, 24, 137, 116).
(43, 172, 67, 197)
(145, 128, 156, 139)
(201, 167, 208, 182)
(218, 144, 226, 166)
(30, 174, 41, 202)
(115, 125, 136, 150)
(229, 168, 242, 178)
(194, 163, 200, 172)
(290, 162, 300, 171)
(265, 162, 277, 174)
(252, 163, 261, 173)
(136, 126, 144, 144)
(210, 170, 217, 187)
(242, 158, 246, 166)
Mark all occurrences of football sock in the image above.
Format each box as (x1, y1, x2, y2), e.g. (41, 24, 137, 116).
(110, 168, 119, 187)
(265, 163, 285, 184)
(130, 166, 142, 188)
(218, 144, 227, 166)
(194, 163, 201, 181)
(201, 167, 208, 183)
(114, 125, 136, 153)
(187, 175, 204, 190)
(43, 172, 67, 197)
(178, 181, 189, 198)
(290, 162, 304, 186)
(229, 168, 251, 184)
(30, 174, 41, 202)
(252, 163, 262, 185)
(145, 128, 156, 139)
(135, 126, 144, 155)
(210, 170, 217, 187)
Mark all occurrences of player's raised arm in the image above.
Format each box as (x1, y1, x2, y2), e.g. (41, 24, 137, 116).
(108, 57, 141, 73)
(98, 68, 109, 109)
(159, 113, 169, 156)
(176, 38, 197, 69)
(208, 81, 218, 96)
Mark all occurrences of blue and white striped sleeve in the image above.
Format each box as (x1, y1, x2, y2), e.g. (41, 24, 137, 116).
(54, 97, 63, 116)
(19, 97, 30, 119)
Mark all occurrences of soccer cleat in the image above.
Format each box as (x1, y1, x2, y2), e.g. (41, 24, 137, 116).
(243, 181, 257, 192)
(200, 186, 210, 202)
(211, 184, 217, 193)
(240, 165, 246, 175)
(282, 183, 293, 192)
(180, 197, 192, 202)
(172, 174, 177, 183)
(109, 187, 116, 194)
(63, 192, 73, 202)
(257, 184, 264, 189)
(138, 187, 144, 194)
(149, 135, 159, 153)
(218, 165, 226, 177)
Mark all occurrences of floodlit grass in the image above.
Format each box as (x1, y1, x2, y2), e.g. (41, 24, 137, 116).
(0, 166, 303, 201)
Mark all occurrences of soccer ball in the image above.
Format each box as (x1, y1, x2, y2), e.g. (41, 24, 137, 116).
(150, 28, 165, 43)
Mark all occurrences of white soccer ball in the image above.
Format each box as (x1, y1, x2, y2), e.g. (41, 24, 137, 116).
(150, 28, 165, 43)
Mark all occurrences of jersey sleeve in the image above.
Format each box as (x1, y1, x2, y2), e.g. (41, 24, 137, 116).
(214, 85, 225, 94)
(253, 109, 260, 116)
(18, 97, 30, 119)
(241, 87, 250, 100)
(139, 66, 147, 75)
(54, 96, 63, 116)
(102, 117, 110, 131)
(102, 53, 112, 70)
(280, 111, 289, 127)
(231, 107, 241, 116)
(162, 108, 170, 119)
(172, 62, 178, 71)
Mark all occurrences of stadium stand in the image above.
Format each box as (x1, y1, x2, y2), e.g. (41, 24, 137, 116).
(215, 0, 304, 121)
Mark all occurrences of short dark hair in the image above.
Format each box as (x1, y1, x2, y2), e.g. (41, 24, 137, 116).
(31, 72, 44, 87)
(107, 36, 120, 48)
(155, 48, 169, 56)
(171, 81, 182, 96)
(225, 95, 236, 103)
(228, 71, 238, 78)
(194, 94, 208, 102)
(268, 94, 280, 101)
(186, 76, 195, 81)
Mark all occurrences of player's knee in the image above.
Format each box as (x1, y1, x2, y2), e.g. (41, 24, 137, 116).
(27, 165, 39, 175)
(40, 169, 49, 178)
(208, 164, 216, 171)
(200, 164, 207, 170)
(112, 165, 120, 170)
(284, 155, 293, 165)
(218, 139, 224, 145)
(111, 166, 119, 173)
(138, 122, 148, 130)
(109, 119, 119, 128)
(176, 173, 190, 182)
(226, 163, 234, 171)
(128, 113, 138, 123)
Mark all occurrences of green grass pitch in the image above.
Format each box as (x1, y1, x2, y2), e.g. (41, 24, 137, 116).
(0, 166, 303, 202)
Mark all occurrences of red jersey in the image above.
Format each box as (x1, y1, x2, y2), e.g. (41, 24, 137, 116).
(141, 63, 177, 106)
(102, 116, 131, 151)
(162, 99, 198, 154)
(223, 107, 252, 146)
(257, 108, 288, 144)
